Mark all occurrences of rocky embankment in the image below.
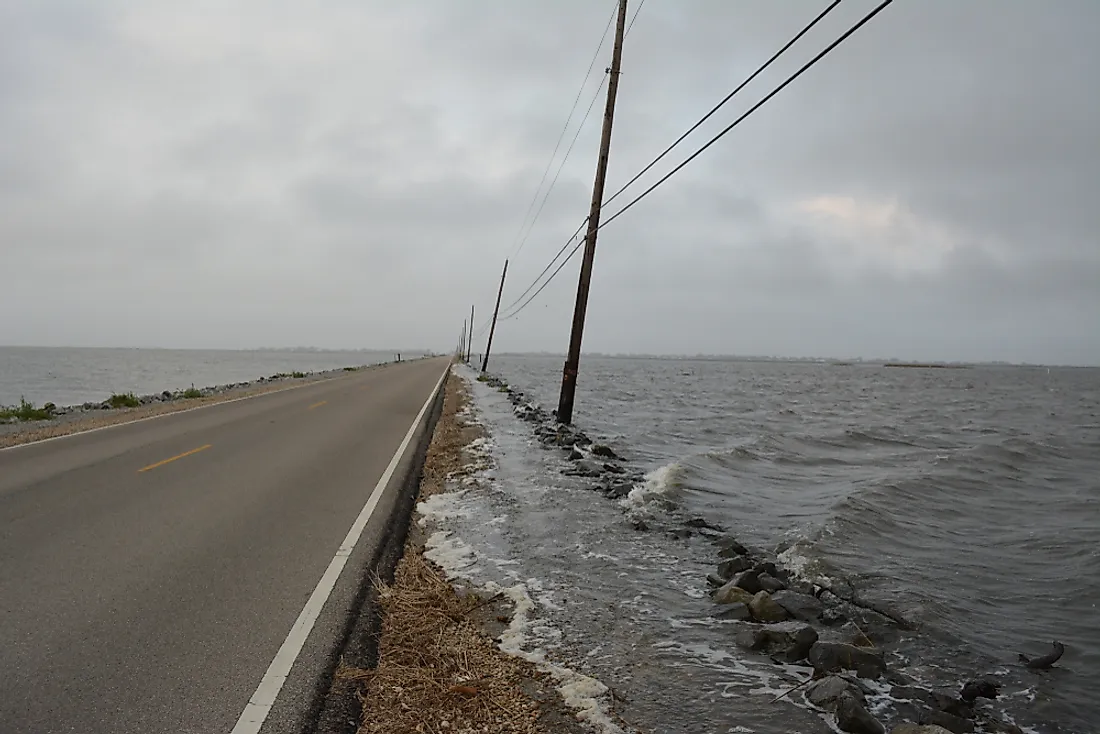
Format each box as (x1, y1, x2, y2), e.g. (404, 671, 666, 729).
(0, 364, 377, 448)
(476, 372, 1033, 734)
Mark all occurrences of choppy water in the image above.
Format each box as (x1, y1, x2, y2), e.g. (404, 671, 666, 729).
(449, 356, 1099, 733)
(0, 346, 413, 407)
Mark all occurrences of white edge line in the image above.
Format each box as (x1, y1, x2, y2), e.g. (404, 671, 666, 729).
(229, 361, 450, 734)
(0, 360, 414, 453)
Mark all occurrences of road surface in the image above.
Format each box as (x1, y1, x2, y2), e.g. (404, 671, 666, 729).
(0, 357, 449, 734)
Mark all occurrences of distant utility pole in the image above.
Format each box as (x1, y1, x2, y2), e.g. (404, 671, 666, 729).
(481, 260, 509, 372)
(459, 319, 467, 360)
(467, 305, 475, 362)
(557, 0, 628, 425)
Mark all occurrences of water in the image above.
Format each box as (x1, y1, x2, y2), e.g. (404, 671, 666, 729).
(0, 346, 414, 407)
(440, 357, 1099, 733)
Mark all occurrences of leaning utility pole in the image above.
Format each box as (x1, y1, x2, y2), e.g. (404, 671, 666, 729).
(467, 305, 475, 362)
(556, 0, 628, 425)
(481, 260, 509, 372)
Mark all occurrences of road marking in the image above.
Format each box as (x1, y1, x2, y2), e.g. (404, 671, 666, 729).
(230, 362, 449, 734)
(308, 400, 327, 410)
(0, 362, 400, 454)
(137, 444, 212, 473)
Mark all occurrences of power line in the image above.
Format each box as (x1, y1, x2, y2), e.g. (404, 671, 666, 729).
(498, 217, 588, 315)
(501, 236, 586, 320)
(512, 72, 607, 264)
(597, 0, 895, 232)
(603, 0, 843, 209)
(625, 0, 647, 35)
(509, 2, 618, 260)
(497, 0, 646, 316)
(499, 0, 896, 320)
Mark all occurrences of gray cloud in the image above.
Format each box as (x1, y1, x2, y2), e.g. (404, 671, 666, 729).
(1, 0, 1097, 364)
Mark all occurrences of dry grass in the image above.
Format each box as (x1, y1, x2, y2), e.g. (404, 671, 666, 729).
(346, 373, 583, 734)
(351, 554, 544, 734)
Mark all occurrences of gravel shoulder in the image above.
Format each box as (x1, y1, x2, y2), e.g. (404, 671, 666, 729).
(0, 361, 397, 449)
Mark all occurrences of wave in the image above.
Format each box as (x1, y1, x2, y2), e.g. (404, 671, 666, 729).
(620, 462, 683, 513)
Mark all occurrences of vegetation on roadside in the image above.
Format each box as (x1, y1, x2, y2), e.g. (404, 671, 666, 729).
(0, 397, 54, 422)
(107, 392, 141, 409)
(343, 366, 358, 372)
(292, 371, 307, 378)
(181, 387, 203, 399)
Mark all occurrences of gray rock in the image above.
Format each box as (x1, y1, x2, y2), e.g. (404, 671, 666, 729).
(839, 621, 876, 648)
(928, 693, 973, 719)
(837, 692, 885, 734)
(985, 722, 1024, 734)
(685, 517, 724, 533)
(568, 448, 584, 461)
(749, 591, 790, 623)
(716, 538, 750, 557)
(735, 627, 793, 654)
(732, 569, 762, 594)
(603, 481, 634, 499)
(758, 573, 787, 592)
(807, 676, 864, 711)
(821, 606, 848, 625)
(754, 561, 780, 577)
(553, 429, 576, 447)
(771, 590, 825, 622)
(717, 556, 753, 579)
(714, 602, 751, 621)
(890, 727, 954, 734)
(706, 573, 726, 588)
(775, 625, 819, 663)
(602, 462, 625, 474)
(712, 582, 755, 606)
(590, 444, 619, 459)
(922, 712, 974, 734)
(959, 678, 999, 703)
(162, 391, 172, 400)
(838, 674, 877, 697)
(808, 642, 887, 679)
(890, 686, 936, 706)
(788, 579, 818, 595)
(564, 459, 604, 477)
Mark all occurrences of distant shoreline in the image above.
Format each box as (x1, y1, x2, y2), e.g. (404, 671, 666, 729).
(0, 359, 416, 448)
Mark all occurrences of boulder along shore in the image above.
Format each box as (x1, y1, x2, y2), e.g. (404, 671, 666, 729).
(477, 371, 1036, 734)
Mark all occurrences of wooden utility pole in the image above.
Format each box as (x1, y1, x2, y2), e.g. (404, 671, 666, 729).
(556, 0, 628, 425)
(459, 319, 467, 360)
(467, 305, 475, 362)
(481, 260, 509, 372)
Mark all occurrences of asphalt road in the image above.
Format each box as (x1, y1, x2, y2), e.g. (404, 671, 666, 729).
(0, 357, 449, 734)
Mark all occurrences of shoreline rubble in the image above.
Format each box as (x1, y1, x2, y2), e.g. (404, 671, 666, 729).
(0, 360, 410, 448)
(473, 370, 1033, 734)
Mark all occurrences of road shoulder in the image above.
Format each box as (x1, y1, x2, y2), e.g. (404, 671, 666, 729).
(313, 371, 588, 734)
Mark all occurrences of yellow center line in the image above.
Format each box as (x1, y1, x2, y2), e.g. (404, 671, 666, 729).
(308, 400, 328, 410)
(138, 444, 212, 473)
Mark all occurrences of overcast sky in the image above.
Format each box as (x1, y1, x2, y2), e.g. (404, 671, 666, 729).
(1, 1, 1097, 364)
